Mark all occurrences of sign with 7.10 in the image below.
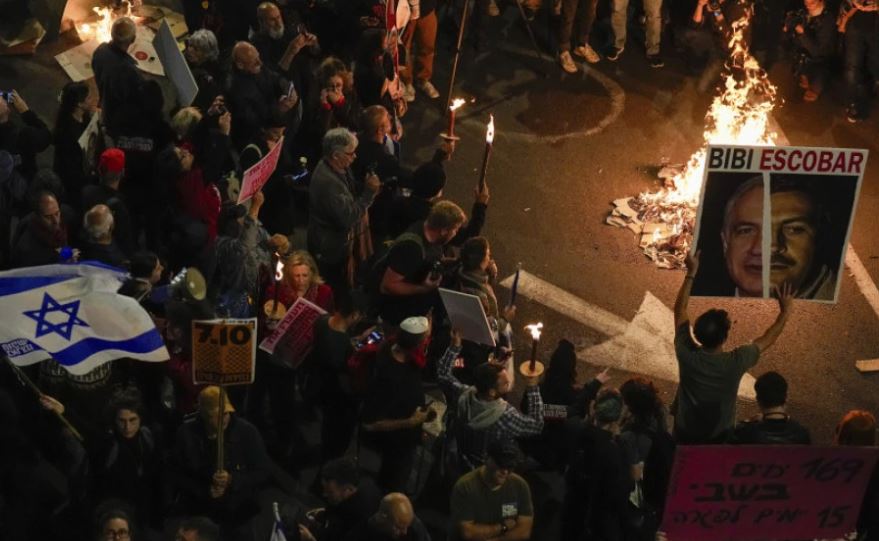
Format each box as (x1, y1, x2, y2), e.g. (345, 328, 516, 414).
(191, 318, 257, 385)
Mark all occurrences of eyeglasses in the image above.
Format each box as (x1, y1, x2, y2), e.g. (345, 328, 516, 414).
(104, 529, 130, 540)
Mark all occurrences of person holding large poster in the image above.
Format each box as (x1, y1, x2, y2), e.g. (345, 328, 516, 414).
(691, 145, 865, 302)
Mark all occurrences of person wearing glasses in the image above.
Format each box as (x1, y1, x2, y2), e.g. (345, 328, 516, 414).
(308, 128, 381, 292)
(96, 507, 135, 541)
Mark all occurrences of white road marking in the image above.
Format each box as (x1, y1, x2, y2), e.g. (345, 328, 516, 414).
(500, 271, 757, 400)
(845, 245, 879, 319)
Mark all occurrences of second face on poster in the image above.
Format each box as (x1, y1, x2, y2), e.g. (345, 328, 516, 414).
(691, 145, 867, 303)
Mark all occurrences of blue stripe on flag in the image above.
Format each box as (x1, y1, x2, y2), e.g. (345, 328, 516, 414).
(0, 275, 76, 297)
(52, 329, 166, 366)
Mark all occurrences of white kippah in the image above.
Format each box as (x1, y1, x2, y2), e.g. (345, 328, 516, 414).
(399, 316, 429, 335)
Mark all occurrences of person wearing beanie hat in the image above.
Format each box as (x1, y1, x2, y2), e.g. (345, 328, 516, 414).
(172, 385, 271, 528)
(361, 315, 433, 492)
(560, 387, 632, 541)
(82, 147, 135, 255)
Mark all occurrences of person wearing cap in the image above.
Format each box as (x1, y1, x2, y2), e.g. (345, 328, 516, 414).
(561, 388, 633, 541)
(171, 386, 270, 529)
(438, 330, 545, 470)
(449, 441, 534, 541)
(361, 316, 432, 493)
(82, 148, 134, 256)
(91, 17, 143, 137)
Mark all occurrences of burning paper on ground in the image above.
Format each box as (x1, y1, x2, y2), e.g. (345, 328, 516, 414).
(607, 7, 778, 269)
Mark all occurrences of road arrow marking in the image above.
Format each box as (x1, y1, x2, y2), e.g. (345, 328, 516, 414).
(500, 270, 757, 400)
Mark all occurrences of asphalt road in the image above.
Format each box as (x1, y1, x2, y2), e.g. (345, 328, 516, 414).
(4, 8, 879, 447)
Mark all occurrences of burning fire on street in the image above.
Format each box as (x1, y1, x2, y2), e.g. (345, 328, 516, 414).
(76, 4, 133, 43)
(607, 7, 778, 269)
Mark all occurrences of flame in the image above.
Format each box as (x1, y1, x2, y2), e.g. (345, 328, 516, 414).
(525, 322, 543, 340)
(274, 253, 284, 281)
(450, 98, 466, 112)
(485, 114, 495, 144)
(76, 5, 132, 43)
(625, 7, 777, 267)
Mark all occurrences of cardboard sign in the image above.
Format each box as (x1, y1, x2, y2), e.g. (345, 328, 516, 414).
(662, 445, 879, 541)
(258, 297, 326, 370)
(238, 137, 284, 204)
(191, 318, 257, 385)
(152, 19, 198, 106)
(438, 288, 496, 347)
(691, 145, 867, 303)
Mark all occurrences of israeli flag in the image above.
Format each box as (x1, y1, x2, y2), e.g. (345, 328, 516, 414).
(0, 262, 169, 375)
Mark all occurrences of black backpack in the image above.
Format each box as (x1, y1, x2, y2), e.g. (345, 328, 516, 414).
(363, 231, 425, 311)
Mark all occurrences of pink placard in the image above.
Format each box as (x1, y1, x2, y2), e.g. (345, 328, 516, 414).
(662, 445, 879, 541)
(258, 297, 326, 370)
(237, 136, 284, 204)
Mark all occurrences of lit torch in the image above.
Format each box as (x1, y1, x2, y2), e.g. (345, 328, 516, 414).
(520, 322, 545, 381)
(477, 115, 495, 194)
(443, 98, 466, 141)
(264, 253, 286, 320)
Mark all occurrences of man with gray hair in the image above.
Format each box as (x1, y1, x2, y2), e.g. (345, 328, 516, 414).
(91, 17, 142, 136)
(252, 1, 320, 80)
(82, 204, 127, 268)
(308, 128, 381, 291)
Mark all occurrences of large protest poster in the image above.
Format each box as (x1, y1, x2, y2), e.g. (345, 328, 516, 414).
(191, 318, 257, 385)
(661, 445, 879, 541)
(152, 19, 198, 106)
(439, 288, 496, 347)
(258, 297, 326, 370)
(691, 145, 867, 303)
(237, 137, 284, 204)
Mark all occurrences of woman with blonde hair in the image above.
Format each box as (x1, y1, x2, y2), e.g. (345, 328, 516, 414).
(262, 250, 335, 316)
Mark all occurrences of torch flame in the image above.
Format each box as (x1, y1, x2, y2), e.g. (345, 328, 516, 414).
(485, 114, 495, 144)
(450, 98, 466, 112)
(274, 254, 284, 281)
(619, 6, 777, 268)
(525, 322, 543, 340)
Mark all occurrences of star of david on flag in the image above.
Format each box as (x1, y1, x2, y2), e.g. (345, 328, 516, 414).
(0, 262, 169, 375)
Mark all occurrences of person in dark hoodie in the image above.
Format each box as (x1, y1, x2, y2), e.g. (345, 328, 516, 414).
(561, 388, 633, 541)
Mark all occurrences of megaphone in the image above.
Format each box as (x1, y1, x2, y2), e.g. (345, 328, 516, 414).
(150, 267, 206, 304)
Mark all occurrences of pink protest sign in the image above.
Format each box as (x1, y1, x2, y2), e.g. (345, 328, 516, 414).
(237, 136, 284, 204)
(258, 297, 326, 370)
(662, 445, 879, 541)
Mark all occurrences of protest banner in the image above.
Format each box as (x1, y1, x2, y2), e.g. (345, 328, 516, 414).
(237, 136, 284, 204)
(153, 19, 198, 106)
(662, 445, 879, 541)
(691, 145, 867, 303)
(439, 288, 496, 347)
(191, 318, 257, 385)
(258, 297, 326, 370)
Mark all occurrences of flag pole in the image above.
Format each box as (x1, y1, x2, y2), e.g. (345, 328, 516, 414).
(2, 356, 84, 442)
(217, 385, 226, 473)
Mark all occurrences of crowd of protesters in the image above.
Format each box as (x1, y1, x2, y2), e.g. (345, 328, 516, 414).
(1, 0, 878, 540)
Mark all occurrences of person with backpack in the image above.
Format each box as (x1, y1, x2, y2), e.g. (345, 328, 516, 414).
(378, 200, 467, 327)
(560, 388, 633, 541)
(618, 377, 675, 541)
